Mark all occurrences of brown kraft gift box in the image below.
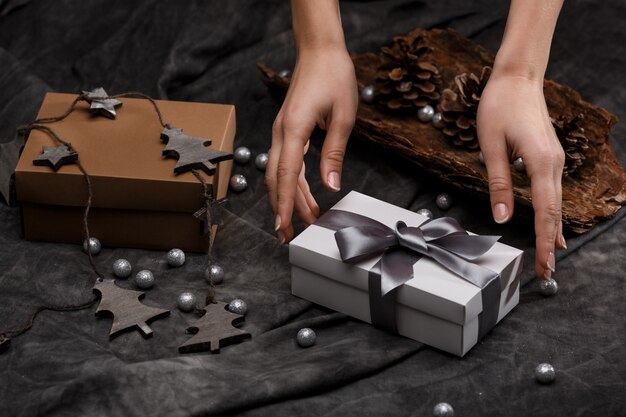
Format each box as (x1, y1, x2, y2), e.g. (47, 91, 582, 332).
(14, 92, 235, 253)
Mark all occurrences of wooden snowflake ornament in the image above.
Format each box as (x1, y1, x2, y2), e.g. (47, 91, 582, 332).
(161, 126, 233, 175)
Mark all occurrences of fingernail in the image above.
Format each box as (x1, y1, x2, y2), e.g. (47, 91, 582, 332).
(328, 171, 341, 192)
(493, 203, 509, 224)
(543, 270, 552, 279)
(274, 215, 281, 232)
(277, 230, 286, 245)
(560, 234, 567, 249)
(546, 251, 556, 273)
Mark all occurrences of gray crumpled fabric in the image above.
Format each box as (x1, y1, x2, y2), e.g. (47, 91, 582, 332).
(0, 1, 624, 416)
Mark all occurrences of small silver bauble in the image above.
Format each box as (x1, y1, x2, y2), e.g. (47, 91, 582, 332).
(206, 264, 225, 285)
(166, 248, 185, 267)
(296, 328, 316, 348)
(233, 147, 252, 164)
(417, 208, 433, 219)
(361, 85, 375, 104)
(479, 151, 485, 165)
(432, 112, 444, 129)
(176, 291, 197, 312)
(436, 193, 453, 211)
(539, 278, 559, 296)
(278, 69, 291, 78)
(134, 269, 155, 290)
(112, 258, 132, 279)
(83, 237, 101, 255)
(513, 157, 526, 172)
(229, 174, 248, 192)
(534, 363, 556, 384)
(255, 152, 269, 171)
(228, 298, 247, 315)
(433, 402, 455, 417)
(417, 105, 435, 122)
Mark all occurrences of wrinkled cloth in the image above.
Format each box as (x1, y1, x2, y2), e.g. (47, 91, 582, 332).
(0, 1, 624, 416)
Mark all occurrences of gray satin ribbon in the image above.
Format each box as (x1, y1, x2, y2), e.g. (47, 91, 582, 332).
(316, 209, 502, 339)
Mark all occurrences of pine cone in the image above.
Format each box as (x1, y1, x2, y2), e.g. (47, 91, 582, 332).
(552, 114, 589, 176)
(375, 36, 441, 111)
(439, 66, 491, 150)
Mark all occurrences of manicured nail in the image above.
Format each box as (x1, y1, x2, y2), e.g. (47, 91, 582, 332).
(546, 251, 556, 273)
(560, 234, 567, 249)
(274, 215, 281, 232)
(493, 203, 509, 224)
(543, 270, 552, 279)
(277, 230, 286, 245)
(328, 171, 341, 192)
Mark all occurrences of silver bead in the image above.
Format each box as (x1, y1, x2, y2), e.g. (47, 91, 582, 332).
(432, 112, 444, 129)
(539, 278, 559, 296)
(417, 105, 435, 122)
(229, 174, 248, 192)
(417, 208, 433, 219)
(166, 248, 185, 267)
(278, 69, 291, 78)
(83, 237, 101, 255)
(228, 298, 247, 315)
(296, 328, 316, 348)
(177, 291, 197, 312)
(134, 270, 155, 290)
(535, 363, 556, 384)
(513, 157, 526, 172)
(255, 152, 269, 171)
(206, 264, 225, 285)
(233, 147, 252, 164)
(361, 85, 375, 104)
(479, 151, 485, 165)
(433, 402, 455, 417)
(436, 193, 453, 211)
(112, 259, 132, 279)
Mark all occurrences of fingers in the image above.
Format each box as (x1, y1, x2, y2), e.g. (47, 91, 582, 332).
(479, 128, 515, 225)
(296, 161, 320, 225)
(319, 109, 354, 192)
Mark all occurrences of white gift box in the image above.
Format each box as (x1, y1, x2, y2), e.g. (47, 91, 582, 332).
(289, 191, 523, 357)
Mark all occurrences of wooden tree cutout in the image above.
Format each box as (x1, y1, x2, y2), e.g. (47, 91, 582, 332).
(161, 126, 233, 175)
(93, 279, 170, 339)
(179, 301, 251, 353)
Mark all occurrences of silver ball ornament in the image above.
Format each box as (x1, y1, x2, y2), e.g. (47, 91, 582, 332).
(417, 208, 433, 219)
(539, 278, 559, 296)
(83, 237, 101, 255)
(417, 105, 435, 122)
(436, 193, 453, 211)
(112, 259, 132, 278)
(166, 248, 186, 267)
(361, 85, 375, 104)
(134, 270, 155, 290)
(233, 147, 252, 164)
(535, 363, 556, 384)
(228, 298, 247, 315)
(206, 264, 225, 285)
(433, 402, 455, 417)
(176, 291, 197, 312)
(296, 327, 316, 348)
(229, 174, 248, 192)
(255, 152, 269, 171)
(513, 157, 526, 172)
(278, 69, 291, 78)
(432, 112, 444, 129)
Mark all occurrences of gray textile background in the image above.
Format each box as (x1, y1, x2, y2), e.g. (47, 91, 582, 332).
(0, 1, 625, 416)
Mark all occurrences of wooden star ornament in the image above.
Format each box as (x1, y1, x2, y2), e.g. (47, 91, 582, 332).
(83, 87, 122, 119)
(193, 197, 227, 236)
(32, 145, 78, 171)
(161, 126, 233, 175)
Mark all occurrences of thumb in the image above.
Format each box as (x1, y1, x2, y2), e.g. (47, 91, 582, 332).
(320, 111, 354, 192)
(480, 136, 515, 224)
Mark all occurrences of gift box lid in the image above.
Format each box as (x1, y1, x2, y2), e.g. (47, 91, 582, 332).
(15, 92, 235, 212)
(289, 191, 523, 326)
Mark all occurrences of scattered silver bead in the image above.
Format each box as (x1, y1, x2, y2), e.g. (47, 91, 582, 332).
(433, 402, 455, 417)
(436, 193, 453, 211)
(432, 112, 444, 129)
(296, 328, 316, 348)
(228, 298, 247, 315)
(255, 152, 269, 171)
(83, 237, 101, 256)
(513, 157, 526, 172)
(278, 69, 291, 78)
(206, 264, 225, 285)
(134, 270, 155, 290)
(233, 147, 252, 164)
(177, 291, 197, 312)
(479, 151, 485, 165)
(229, 174, 248, 192)
(417, 105, 435, 122)
(361, 85, 375, 104)
(112, 259, 132, 279)
(535, 363, 556, 384)
(166, 248, 186, 267)
(539, 278, 559, 296)
(417, 208, 433, 219)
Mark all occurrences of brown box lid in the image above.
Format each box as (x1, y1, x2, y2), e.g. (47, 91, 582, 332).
(15, 92, 235, 213)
